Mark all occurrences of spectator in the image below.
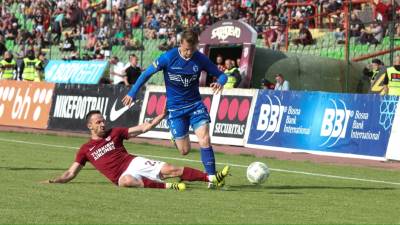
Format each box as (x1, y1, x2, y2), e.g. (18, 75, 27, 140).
(274, 74, 290, 91)
(124, 33, 143, 51)
(325, 0, 343, 13)
(349, 13, 364, 38)
(52, 7, 65, 44)
(109, 56, 128, 86)
(358, 21, 384, 45)
(255, 10, 267, 32)
(292, 23, 314, 46)
(61, 33, 76, 51)
(113, 27, 125, 45)
(216, 55, 226, 72)
(0, 35, 6, 56)
(373, 0, 391, 25)
(197, 0, 209, 20)
(158, 33, 177, 51)
(264, 23, 278, 49)
(334, 13, 346, 44)
(261, 78, 275, 89)
(124, 54, 142, 86)
(396, 23, 400, 38)
(130, 10, 142, 29)
(85, 33, 97, 51)
(5, 23, 18, 41)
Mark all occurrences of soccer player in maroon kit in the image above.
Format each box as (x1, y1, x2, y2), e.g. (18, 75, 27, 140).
(43, 109, 229, 190)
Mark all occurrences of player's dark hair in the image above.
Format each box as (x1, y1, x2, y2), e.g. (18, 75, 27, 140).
(181, 29, 199, 46)
(85, 110, 102, 124)
(129, 54, 137, 58)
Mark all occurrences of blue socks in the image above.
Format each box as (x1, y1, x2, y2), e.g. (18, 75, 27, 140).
(200, 147, 216, 175)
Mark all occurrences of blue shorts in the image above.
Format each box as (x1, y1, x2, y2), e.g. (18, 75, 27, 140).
(167, 101, 211, 140)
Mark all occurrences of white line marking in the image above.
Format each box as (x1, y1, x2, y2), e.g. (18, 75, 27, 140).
(1, 137, 399, 186)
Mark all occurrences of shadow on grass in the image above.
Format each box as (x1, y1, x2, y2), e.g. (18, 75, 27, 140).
(228, 184, 397, 191)
(0, 166, 95, 171)
(70, 181, 110, 185)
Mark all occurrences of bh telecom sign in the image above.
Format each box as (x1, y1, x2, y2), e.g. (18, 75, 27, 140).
(45, 60, 108, 84)
(0, 80, 55, 129)
(246, 90, 396, 159)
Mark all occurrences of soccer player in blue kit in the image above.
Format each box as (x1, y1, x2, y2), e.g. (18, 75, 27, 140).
(122, 29, 230, 188)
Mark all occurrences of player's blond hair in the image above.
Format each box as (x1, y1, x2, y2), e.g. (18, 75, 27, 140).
(181, 29, 199, 46)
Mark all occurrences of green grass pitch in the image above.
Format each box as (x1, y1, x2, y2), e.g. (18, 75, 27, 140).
(0, 131, 400, 224)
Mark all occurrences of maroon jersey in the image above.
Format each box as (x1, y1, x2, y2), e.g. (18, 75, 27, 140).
(75, 128, 135, 185)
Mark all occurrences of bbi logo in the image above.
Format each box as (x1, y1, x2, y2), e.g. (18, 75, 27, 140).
(256, 95, 285, 142)
(320, 99, 353, 147)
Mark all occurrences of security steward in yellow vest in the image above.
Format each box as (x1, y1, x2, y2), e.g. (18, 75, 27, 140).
(223, 59, 242, 89)
(0, 51, 17, 80)
(383, 56, 400, 96)
(20, 50, 41, 82)
(36, 53, 47, 81)
(370, 59, 384, 84)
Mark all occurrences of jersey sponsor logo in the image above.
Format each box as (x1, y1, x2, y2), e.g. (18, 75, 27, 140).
(0, 80, 54, 128)
(52, 95, 109, 120)
(90, 141, 115, 160)
(211, 26, 241, 41)
(109, 100, 135, 122)
(319, 99, 353, 147)
(168, 73, 198, 87)
(255, 95, 285, 141)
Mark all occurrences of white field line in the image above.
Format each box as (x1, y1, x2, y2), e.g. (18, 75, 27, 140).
(1, 137, 400, 186)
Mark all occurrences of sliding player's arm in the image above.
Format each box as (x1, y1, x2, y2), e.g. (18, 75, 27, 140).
(127, 107, 167, 138)
(43, 162, 83, 184)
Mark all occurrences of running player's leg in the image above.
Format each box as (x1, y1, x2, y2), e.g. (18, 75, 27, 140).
(191, 102, 231, 187)
(174, 136, 191, 155)
(189, 102, 216, 176)
(193, 123, 215, 175)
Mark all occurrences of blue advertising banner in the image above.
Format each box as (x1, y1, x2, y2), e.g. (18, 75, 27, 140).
(45, 60, 108, 84)
(247, 90, 399, 157)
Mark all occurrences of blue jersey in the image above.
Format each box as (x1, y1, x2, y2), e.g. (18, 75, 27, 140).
(127, 48, 227, 110)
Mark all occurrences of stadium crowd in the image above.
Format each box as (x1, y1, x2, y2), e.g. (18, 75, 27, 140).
(0, 0, 395, 59)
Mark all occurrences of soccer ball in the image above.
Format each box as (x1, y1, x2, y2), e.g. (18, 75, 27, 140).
(246, 162, 270, 184)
